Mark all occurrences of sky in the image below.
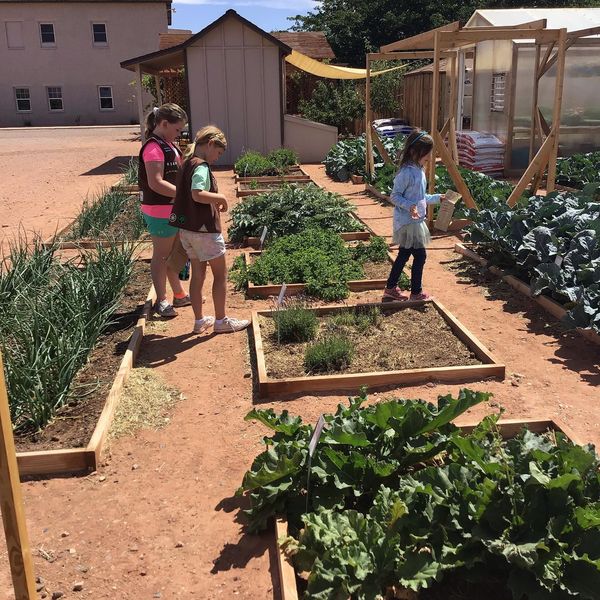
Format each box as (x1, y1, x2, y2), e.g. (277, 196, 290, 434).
(171, 1, 318, 33)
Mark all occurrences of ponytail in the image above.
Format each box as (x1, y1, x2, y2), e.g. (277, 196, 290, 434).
(145, 103, 188, 138)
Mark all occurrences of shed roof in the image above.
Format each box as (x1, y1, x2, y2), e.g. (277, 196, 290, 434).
(159, 31, 192, 50)
(405, 59, 448, 75)
(122, 9, 291, 73)
(271, 32, 335, 60)
(467, 8, 600, 35)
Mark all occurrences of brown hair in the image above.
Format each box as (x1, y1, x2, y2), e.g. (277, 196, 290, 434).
(398, 128, 434, 169)
(184, 125, 227, 160)
(144, 103, 188, 138)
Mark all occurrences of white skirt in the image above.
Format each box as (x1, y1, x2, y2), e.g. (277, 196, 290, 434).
(392, 221, 431, 249)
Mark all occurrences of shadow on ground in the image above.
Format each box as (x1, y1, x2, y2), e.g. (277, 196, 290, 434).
(81, 155, 136, 176)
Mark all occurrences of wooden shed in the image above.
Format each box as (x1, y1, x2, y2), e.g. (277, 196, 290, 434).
(121, 10, 338, 165)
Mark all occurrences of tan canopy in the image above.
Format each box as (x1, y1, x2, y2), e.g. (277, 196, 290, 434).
(285, 50, 409, 79)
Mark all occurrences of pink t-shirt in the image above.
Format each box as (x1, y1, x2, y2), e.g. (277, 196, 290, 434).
(141, 140, 181, 219)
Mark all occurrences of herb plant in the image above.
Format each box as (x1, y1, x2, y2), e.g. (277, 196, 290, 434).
(273, 302, 318, 344)
(304, 335, 353, 373)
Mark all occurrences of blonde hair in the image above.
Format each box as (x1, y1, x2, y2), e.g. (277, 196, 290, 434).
(184, 125, 227, 160)
(145, 103, 188, 138)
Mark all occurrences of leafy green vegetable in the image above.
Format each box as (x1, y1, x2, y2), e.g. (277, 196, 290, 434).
(556, 151, 600, 189)
(234, 148, 298, 177)
(227, 184, 364, 243)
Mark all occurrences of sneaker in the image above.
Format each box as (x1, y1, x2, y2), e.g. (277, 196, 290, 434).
(173, 294, 192, 308)
(214, 316, 250, 334)
(193, 315, 215, 334)
(154, 300, 178, 318)
(382, 287, 409, 301)
(410, 291, 433, 301)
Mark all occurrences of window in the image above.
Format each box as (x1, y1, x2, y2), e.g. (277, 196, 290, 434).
(98, 86, 114, 110)
(6, 22, 24, 49)
(47, 87, 63, 111)
(39, 23, 55, 46)
(15, 88, 31, 112)
(92, 23, 108, 45)
(490, 72, 506, 113)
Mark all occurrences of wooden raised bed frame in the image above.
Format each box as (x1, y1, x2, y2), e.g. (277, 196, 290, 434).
(15, 283, 156, 478)
(242, 249, 395, 298)
(274, 416, 584, 600)
(364, 183, 470, 232)
(234, 165, 310, 183)
(454, 242, 600, 347)
(236, 179, 313, 198)
(252, 299, 505, 398)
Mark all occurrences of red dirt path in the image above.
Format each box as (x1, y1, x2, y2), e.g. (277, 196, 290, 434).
(0, 130, 598, 599)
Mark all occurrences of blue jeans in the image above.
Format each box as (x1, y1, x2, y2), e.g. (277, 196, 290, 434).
(386, 247, 427, 294)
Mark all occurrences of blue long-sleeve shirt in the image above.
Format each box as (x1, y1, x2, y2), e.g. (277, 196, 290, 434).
(389, 163, 441, 231)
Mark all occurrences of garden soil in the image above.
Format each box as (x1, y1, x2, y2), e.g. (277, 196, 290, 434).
(0, 131, 599, 600)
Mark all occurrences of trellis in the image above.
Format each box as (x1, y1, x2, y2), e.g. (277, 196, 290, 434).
(364, 19, 599, 214)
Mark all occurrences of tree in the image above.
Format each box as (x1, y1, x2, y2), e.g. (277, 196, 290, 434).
(290, 0, 600, 67)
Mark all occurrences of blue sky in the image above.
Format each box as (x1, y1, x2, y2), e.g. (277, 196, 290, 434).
(171, 1, 318, 33)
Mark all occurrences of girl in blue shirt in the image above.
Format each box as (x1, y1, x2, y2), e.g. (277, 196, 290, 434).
(383, 130, 445, 301)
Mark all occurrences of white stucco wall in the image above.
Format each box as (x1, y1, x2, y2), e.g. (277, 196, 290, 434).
(0, 2, 169, 127)
(186, 15, 284, 165)
(284, 115, 338, 164)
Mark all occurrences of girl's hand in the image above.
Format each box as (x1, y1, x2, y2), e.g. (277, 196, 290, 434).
(216, 194, 228, 212)
(439, 194, 446, 202)
(410, 205, 419, 220)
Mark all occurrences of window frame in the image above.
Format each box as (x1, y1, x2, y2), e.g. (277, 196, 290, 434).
(14, 87, 31, 113)
(46, 86, 64, 112)
(6, 21, 25, 49)
(91, 22, 108, 46)
(39, 22, 56, 47)
(98, 85, 114, 111)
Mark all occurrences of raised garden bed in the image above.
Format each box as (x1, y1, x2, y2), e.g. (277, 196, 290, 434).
(242, 227, 371, 249)
(364, 183, 471, 232)
(454, 242, 600, 347)
(236, 178, 313, 198)
(234, 165, 310, 184)
(44, 193, 149, 250)
(252, 300, 504, 398)
(241, 249, 395, 298)
(273, 416, 585, 600)
(13, 261, 155, 477)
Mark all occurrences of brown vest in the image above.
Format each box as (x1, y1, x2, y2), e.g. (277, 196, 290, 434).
(138, 134, 181, 206)
(170, 157, 222, 233)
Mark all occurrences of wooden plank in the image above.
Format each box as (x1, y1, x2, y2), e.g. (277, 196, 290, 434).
(365, 56, 375, 178)
(433, 130, 477, 209)
(529, 44, 542, 163)
(87, 284, 156, 464)
(369, 51, 454, 61)
(538, 42, 555, 79)
(507, 133, 555, 206)
(468, 19, 547, 31)
(538, 108, 551, 136)
(448, 117, 459, 163)
(546, 29, 567, 193)
(371, 127, 393, 166)
(275, 519, 299, 600)
(16, 448, 95, 477)
(440, 29, 560, 45)
(380, 22, 460, 52)
(0, 352, 37, 600)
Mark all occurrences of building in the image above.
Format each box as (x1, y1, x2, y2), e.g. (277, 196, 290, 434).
(121, 10, 338, 165)
(0, 0, 172, 127)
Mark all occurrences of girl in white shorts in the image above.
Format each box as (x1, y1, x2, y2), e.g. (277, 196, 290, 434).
(169, 126, 249, 334)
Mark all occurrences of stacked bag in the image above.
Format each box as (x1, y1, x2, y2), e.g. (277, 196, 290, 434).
(373, 118, 413, 139)
(456, 130, 505, 176)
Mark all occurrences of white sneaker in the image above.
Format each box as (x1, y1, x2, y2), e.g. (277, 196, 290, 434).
(193, 316, 215, 334)
(213, 316, 250, 334)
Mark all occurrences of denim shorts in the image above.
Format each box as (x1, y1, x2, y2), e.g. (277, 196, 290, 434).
(142, 213, 178, 238)
(180, 230, 226, 262)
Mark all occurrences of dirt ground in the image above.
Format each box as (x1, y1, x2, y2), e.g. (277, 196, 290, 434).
(0, 130, 599, 600)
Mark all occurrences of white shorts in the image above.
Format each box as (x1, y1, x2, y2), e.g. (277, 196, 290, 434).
(180, 230, 226, 262)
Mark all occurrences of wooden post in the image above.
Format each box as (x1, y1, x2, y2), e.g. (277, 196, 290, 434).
(135, 65, 146, 142)
(0, 352, 37, 600)
(528, 43, 541, 163)
(448, 53, 459, 162)
(546, 28, 567, 192)
(428, 32, 441, 225)
(365, 55, 375, 178)
(371, 127, 393, 166)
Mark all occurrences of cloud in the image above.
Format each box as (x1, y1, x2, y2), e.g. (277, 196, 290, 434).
(174, 0, 317, 8)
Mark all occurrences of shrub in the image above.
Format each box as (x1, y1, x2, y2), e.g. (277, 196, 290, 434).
(267, 148, 298, 170)
(273, 302, 318, 343)
(234, 151, 275, 177)
(350, 235, 388, 263)
(326, 307, 382, 334)
(304, 335, 353, 373)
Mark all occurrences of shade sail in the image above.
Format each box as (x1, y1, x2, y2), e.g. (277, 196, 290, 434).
(285, 50, 409, 79)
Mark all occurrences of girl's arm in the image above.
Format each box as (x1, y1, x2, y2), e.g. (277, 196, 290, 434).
(145, 161, 176, 197)
(389, 168, 415, 212)
(425, 192, 442, 205)
(191, 189, 228, 212)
